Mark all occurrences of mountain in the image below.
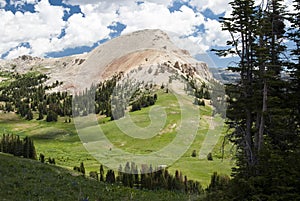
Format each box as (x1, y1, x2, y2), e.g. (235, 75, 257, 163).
(0, 29, 213, 91)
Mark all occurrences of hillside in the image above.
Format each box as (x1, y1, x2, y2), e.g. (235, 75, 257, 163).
(0, 153, 196, 201)
(0, 87, 233, 187)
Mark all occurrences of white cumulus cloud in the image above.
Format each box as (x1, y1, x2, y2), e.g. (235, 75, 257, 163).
(5, 46, 31, 59)
(0, 0, 66, 58)
(0, 0, 6, 7)
(190, 0, 231, 15)
(119, 3, 205, 36)
(0, 0, 235, 59)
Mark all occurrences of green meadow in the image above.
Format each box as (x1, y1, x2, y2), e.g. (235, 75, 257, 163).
(0, 89, 233, 187)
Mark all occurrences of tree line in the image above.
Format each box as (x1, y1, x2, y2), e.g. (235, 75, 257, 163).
(73, 74, 159, 120)
(0, 72, 159, 122)
(0, 72, 72, 122)
(74, 162, 203, 195)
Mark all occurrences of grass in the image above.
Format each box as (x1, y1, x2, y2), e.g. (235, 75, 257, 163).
(0, 72, 14, 87)
(0, 153, 192, 201)
(0, 112, 100, 173)
(100, 91, 181, 153)
(0, 89, 234, 188)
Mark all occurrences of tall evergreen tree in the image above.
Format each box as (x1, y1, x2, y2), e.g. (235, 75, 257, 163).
(80, 162, 85, 175)
(211, 0, 300, 200)
(288, 0, 300, 141)
(100, 164, 104, 182)
(23, 136, 30, 158)
(218, 0, 260, 172)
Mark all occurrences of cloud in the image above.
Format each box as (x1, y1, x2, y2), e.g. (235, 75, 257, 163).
(0, 0, 235, 59)
(116, 1, 233, 56)
(63, 0, 173, 7)
(0, 0, 6, 7)
(59, 10, 116, 48)
(119, 3, 205, 35)
(189, 0, 231, 15)
(5, 46, 31, 59)
(167, 18, 231, 55)
(203, 18, 231, 47)
(0, 0, 66, 58)
(11, 0, 39, 6)
(168, 32, 209, 55)
(1, 0, 120, 58)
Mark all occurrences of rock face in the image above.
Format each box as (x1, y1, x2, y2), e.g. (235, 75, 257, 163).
(0, 29, 213, 91)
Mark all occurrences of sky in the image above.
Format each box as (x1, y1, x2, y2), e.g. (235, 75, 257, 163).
(0, 0, 294, 67)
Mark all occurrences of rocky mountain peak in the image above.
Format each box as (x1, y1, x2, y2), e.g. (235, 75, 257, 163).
(0, 29, 213, 91)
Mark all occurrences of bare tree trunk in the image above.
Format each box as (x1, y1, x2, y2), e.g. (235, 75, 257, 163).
(246, 109, 254, 165)
(258, 80, 267, 152)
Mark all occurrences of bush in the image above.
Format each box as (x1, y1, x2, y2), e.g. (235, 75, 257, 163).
(200, 100, 205, 106)
(191, 150, 197, 157)
(39, 153, 45, 163)
(89, 171, 98, 181)
(207, 152, 213, 161)
(46, 110, 58, 122)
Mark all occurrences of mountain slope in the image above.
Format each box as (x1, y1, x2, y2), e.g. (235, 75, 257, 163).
(0, 29, 213, 91)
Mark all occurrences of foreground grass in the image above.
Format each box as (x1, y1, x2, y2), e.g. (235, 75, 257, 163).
(0, 153, 194, 201)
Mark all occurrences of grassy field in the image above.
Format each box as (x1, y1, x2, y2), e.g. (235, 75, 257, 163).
(0, 153, 193, 201)
(0, 89, 234, 187)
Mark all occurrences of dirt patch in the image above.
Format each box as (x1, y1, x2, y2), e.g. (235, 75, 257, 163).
(0, 112, 21, 122)
(203, 116, 218, 130)
(159, 123, 177, 135)
(101, 49, 169, 79)
(0, 77, 8, 82)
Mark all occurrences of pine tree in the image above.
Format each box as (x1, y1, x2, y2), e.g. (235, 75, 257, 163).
(40, 153, 45, 163)
(100, 164, 104, 182)
(106, 169, 115, 183)
(287, 0, 300, 145)
(218, 0, 261, 173)
(23, 136, 30, 158)
(29, 138, 37, 159)
(5, 102, 13, 112)
(37, 106, 44, 120)
(15, 135, 23, 157)
(80, 162, 85, 175)
(26, 109, 33, 120)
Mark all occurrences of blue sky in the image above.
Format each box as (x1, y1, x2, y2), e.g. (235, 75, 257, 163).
(0, 0, 292, 67)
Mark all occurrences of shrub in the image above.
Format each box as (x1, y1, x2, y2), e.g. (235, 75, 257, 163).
(39, 153, 45, 163)
(191, 150, 197, 157)
(207, 152, 213, 161)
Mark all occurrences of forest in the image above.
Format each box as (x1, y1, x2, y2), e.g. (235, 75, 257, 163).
(0, 72, 159, 122)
